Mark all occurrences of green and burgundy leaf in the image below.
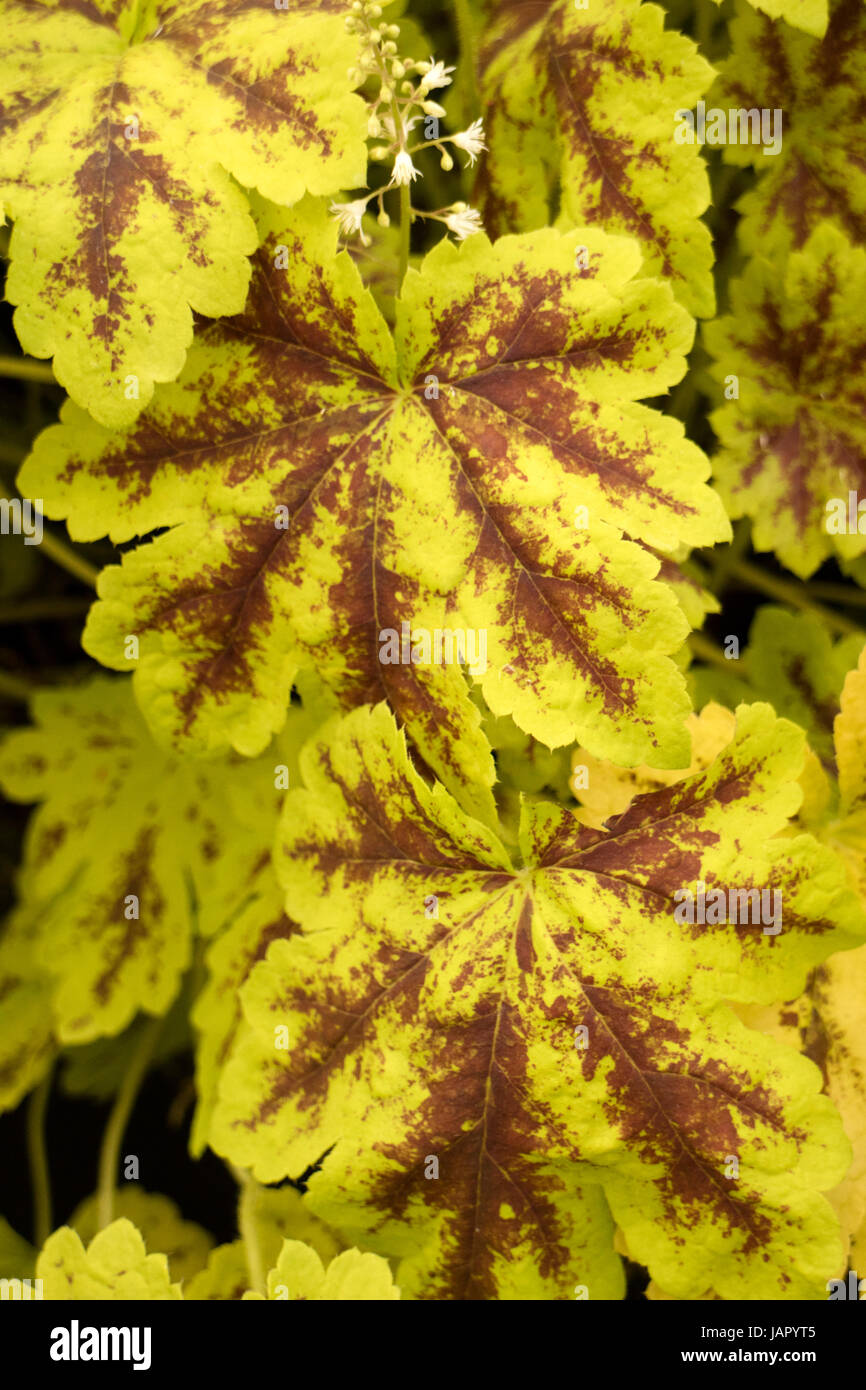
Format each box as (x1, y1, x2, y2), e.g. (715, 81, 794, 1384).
(476, 0, 716, 316)
(0, 676, 285, 1042)
(208, 701, 863, 1299)
(21, 198, 729, 806)
(705, 222, 866, 578)
(0, 0, 367, 425)
(710, 0, 866, 256)
(0, 906, 55, 1114)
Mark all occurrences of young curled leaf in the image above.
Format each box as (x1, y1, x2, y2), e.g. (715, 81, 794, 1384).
(243, 1240, 400, 1301)
(36, 1218, 182, 1299)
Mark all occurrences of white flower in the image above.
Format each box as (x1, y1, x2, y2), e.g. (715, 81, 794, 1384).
(451, 119, 487, 166)
(382, 112, 421, 140)
(329, 198, 371, 244)
(444, 205, 483, 240)
(418, 57, 455, 92)
(392, 150, 421, 185)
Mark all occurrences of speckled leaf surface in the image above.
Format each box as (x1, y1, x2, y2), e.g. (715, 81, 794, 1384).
(21, 198, 729, 820)
(209, 701, 862, 1299)
(706, 224, 866, 578)
(477, 0, 715, 316)
(0, 0, 367, 425)
(0, 675, 285, 1043)
(711, 0, 866, 256)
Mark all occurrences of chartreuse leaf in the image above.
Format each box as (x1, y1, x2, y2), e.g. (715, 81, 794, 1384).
(659, 552, 720, 639)
(36, 1218, 182, 1299)
(192, 877, 298, 1158)
(209, 701, 863, 1300)
(692, 608, 865, 758)
(0, 0, 366, 427)
(736, 647, 866, 1250)
(570, 702, 737, 829)
(0, 675, 285, 1044)
(711, 0, 866, 256)
(705, 224, 866, 578)
(833, 644, 866, 840)
(69, 1190, 213, 1284)
(572, 644, 866, 1274)
(185, 1242, 250, 1300)
(477, 0, 715, 316)
(709, 0, 828, 37)
(191, 671, 334, 1154)
(185, 1186, 341, 1299)
(243, 1240, 400, 1301)
(21, 198, 728, 813)
(0, 905, 55, 1113)
(737, 949, 866, 1254)
(803, 646, 866, 1241)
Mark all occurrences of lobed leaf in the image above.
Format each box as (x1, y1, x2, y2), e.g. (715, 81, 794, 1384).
(21, 198, 729, 821)
(243, 1239, 400, 1301)
(36, 1218, 182, 1299)
(705, 224, 866, 578)
(691, 607, 865, 757)
(711, 0, 866, 256)
(69, 1190, 213, 1284)
(477, 0, 716, 316)
(0, 675, 286, 1043)
(209, 700, 863, 1299)
(0, 0, 367, 425)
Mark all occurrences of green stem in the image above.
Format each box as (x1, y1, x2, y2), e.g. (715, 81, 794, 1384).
(232, 1165, 266, 1296)
(38, 528, 99, 589)
(0, 668, 34, 702)
(451, 0, 481, 123)
(711, 163, 741, 224)
(667, 372, 698, 431)
(0, 596, 92, 625)
(97, 1015, 164, 1230)
(398, 182, 411, 289)
(0, 490, 99, 588)
(729, 557, 865, 637)
(706, 516, 752, 597)
(27, 1066, 54, 1248)
(689, 630, 746, 672)
(0, 355, 55, 384)
(808, 582, 866, 609)
(695, 0, 715, 52)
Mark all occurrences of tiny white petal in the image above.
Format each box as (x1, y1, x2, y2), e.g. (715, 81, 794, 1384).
(393, 150, 421, 185)
(451, 119, 488, 166)
(444, 206, 483, 240)
(420, 57, 455, 91)
(329, 198, 369, 238)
